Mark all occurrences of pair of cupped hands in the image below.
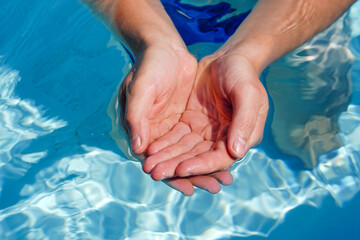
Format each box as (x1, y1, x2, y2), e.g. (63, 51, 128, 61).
(119, 42, 269, 195)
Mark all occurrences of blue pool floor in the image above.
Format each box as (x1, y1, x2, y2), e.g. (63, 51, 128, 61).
(243, 192, 360, 240)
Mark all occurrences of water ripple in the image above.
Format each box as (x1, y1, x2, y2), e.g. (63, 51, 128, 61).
(0, 66, 66, 187)
(1, 1, 360, 239)
(267, 13, 354, 169)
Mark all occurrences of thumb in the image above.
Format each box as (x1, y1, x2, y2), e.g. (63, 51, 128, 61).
(124, 68, 155, 155)
(227, 83, 261, 159)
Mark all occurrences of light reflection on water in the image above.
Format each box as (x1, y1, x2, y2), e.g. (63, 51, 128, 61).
(267, 14, 353, 169)
(0, 0, 360, 239)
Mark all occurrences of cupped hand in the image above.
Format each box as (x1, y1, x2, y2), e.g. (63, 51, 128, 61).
(119, 44, 197, 155)
(119, 44, 234, 195)
(143, 51, 269, 180)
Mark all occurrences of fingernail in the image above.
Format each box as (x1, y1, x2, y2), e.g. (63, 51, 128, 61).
(233, 137, 246, 156)
(131, 135, 141, 152)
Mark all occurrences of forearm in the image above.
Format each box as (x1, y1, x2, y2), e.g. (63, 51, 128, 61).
(220, 0, 356, 73)
(83, 0, 185, 57)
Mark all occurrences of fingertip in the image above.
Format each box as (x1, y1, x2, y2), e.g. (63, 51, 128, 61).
(189, 176, 221, 194)
(208, 184, 221, 194)
(228, 136, 246, 159)
(142, 155, 157, 174)
(150, 169, 165, 181)
(131, 135, 142, 154)
(212, 171, 233, 185)
(165, 179, 195, 196)
(142, 161, 152, 174)
(142, 151, 170, 174)
(151, 162, 177, 181)
(129, 122, 150, 155)
(222, 174, 233, 185)
(132, 143, 147, 155)
(146, 141, 164, 155)
(183, 188, 195, 196)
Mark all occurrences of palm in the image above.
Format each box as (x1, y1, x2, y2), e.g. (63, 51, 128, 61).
(147, 50, 197, 142)
(119, 46, 197, 152)
(144, 53, 268, 180)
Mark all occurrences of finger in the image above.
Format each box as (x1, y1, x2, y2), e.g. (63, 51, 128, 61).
(147, 122, 191, 155)
(165, 170, 232, 195)
(187, 175, 221, 194)
(247, 102, 268, 148)
(165, 178, 195, 196)
(148, 140, 213, 180)
(209, 169, 233, 185)
(227, 82, 264, 159)
(150, 151, 198, 180)
(125, 69, 157, 155)
(175, 140, 234, 176)
(143, 132, 204, 175)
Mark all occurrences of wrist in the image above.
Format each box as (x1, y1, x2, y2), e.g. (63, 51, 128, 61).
(216, 34, 276, 74)
(117, 25, 186, 60)
(140, 26, 186, 51)
(110, 0, 186, 59)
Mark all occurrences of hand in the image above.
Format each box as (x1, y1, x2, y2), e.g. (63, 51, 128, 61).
(119, 44, 197, 155)
(119, 44, 234, 194)
(143, 51, 269, 180)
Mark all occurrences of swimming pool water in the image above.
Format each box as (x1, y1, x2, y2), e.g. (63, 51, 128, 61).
(1, 0, 360, 239)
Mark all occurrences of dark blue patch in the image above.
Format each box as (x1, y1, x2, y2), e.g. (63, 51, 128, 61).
(161, 0, 250, 44)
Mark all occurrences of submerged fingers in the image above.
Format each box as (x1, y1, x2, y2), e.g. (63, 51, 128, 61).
(209, 169, 233, 185)
(187, 175, 221, 194)
(165, 170, 231, 195)
(165, 178, 195, 196)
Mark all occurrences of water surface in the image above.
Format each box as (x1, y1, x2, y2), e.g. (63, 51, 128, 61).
(1, 0, 360, 239)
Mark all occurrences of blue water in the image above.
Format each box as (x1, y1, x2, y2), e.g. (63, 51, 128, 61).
(1, 0, 360, 239)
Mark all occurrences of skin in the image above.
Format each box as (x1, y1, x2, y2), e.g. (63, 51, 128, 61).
(142, 0, 356, 180)
(118, 43, 234, 195)
(84, 0, 355, 195)
(143, 52, 269, 180)
(84, 0, 234, 195)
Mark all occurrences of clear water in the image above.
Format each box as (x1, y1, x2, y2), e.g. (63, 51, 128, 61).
(1, 0, 360, 239)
